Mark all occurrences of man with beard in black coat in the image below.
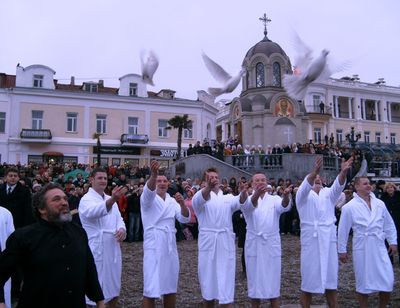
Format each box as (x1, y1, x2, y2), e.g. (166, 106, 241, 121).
(0, 167, 34, 302)
(0, 183, 105, 308)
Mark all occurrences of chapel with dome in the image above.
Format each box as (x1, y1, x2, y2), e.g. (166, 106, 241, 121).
(216, 14, 309, 148)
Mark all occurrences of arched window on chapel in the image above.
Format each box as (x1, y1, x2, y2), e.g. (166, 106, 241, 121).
(272, 62, 281, 87)
(256, 62, 265, 88)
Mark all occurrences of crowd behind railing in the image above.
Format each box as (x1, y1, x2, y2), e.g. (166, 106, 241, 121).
(186, 137, 400, 176)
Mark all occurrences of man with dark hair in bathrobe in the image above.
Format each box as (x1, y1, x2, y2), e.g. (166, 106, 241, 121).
(140, 160, 190, 308)
(192, 167, 247, 307)
(79, 168, 127, 308)
(296, 156, 353, 308)
(338, 176, 397, 308)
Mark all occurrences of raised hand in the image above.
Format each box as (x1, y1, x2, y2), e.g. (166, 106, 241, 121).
(283, 185, 293, 196)
(206, 175, 219, 190)
(150, 160, 160, 176)
(239, 180, 249, 193)
(174, 192, 184, 205)
(313, 156, 323, 175)
(111, 185, 128, 201)
(341, 156, 354, 173)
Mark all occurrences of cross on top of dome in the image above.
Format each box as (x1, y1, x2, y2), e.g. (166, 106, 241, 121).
(259, 13, 271, 40)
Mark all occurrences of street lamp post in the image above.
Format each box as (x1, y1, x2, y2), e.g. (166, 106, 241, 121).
(93, 133, 102, 167)
(345, 126, 361, 149)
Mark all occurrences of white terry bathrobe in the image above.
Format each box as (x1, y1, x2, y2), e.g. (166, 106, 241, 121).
(192, 190, 241, 304)
(242, 193, 291, 299)
(0, 206, 14, 308)
(338, 192, 397, 294)
(140, 183, 190, 298)
(79, 187, 126, 304)
(295, 176, 345, 293)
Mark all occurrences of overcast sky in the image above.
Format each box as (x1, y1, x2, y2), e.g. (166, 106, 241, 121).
(1, 0, 399, 101)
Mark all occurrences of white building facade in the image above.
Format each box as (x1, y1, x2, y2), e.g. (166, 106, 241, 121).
(0, 64, 218, 167)
(216, 32, 400, 151)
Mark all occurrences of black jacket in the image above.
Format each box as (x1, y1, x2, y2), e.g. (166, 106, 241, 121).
(0, 182, 34, 229)
(0, 219, 104, 307)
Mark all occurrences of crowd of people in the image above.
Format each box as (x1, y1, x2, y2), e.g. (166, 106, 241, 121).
(0, 156, 399, 307)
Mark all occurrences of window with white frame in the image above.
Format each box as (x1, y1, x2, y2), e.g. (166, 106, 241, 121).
(313, 128, 322, 144)
(375, 132, 381, 144)
(364, 131, 370, 143)
(66, 113, 77, 132)
(313, 95, 321, 110)
(128, 117, 138, 134)
(129, 83, 138, 97)
(184, 127, 193, 139)
(336, 129, 343, 144)
(158, 119, 168, 137)
(0, 112, 5, 133)
(32, 110, 43, 129)
(96, 114, 107, 134)
(390, 133, 396, 145)
(84, 83, 98, 93)
(33, 75, 43, 88)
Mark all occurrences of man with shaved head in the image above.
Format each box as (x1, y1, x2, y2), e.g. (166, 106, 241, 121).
(296, 156, 353, 308)
(140, 160, 189, 308)
(338, 176, 397, 308)
(241, 172, 292, 308)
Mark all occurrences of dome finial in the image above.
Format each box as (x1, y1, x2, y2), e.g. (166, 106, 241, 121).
(259, 13, 271, 40)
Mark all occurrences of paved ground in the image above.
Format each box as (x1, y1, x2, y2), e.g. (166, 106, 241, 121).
(118, 234, 400, 307)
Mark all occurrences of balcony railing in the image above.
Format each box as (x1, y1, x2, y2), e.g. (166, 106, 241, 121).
(20, 129, 52, 141)
(120, 134, 149, 145)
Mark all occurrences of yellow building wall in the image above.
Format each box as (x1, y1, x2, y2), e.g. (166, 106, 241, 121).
(20, 103, 85, 138)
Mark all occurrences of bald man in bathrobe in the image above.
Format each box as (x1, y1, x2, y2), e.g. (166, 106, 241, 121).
(0, 206, 14, 308)
(140, 160, 190, 308)
(295, 156, 353, 308)
(192, 167, 247, 307)
(242, 172, 292, 308)
(338, 176, 397, 308)
(79, 168, 127, 308)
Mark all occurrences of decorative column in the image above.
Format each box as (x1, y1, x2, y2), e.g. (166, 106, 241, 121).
(354, 95, 362, 120)
(380, 100, 387, 122)
(333, 96, 339, 118)
(348, 97, 352, 119)
(374, 100, 379, 122)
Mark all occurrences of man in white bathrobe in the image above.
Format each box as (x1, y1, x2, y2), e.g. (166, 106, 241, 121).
(296, 156, 353, 308)
(338, 176, 397, 308)
(0, 206, 14, 308)
(79, 168, 127, 308)
(242, 173, 291, 308)
(192, 167, 247, 307)
(140, 160, 190, 308)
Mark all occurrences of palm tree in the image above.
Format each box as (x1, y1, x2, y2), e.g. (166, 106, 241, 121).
(92, 132, 102, 167)
(166, 114, 192, 160)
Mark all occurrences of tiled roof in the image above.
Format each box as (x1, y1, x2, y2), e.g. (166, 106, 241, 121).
(0, 73, 16, 88)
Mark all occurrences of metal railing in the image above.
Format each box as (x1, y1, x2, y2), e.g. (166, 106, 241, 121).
(20, 129, 52, 139)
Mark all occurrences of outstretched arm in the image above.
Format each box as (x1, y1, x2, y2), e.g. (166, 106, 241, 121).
(147, 160, 160, 191)
(306, 156, 323, 186)
(338, 156, 353, 185)
(250, 183, 267, 208)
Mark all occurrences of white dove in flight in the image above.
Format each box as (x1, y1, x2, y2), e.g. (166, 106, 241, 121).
(140, 50, 159, 86)
(283, 33, 332, 100)
(202, 52, 246, 97)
